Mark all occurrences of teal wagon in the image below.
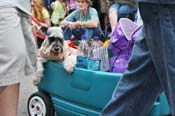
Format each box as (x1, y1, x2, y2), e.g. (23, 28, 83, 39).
(27, 61, 171, 116)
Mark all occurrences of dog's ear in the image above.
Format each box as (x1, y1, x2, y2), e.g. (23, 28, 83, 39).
(47, 27, 64, 39)
(39, 26, 48, 34)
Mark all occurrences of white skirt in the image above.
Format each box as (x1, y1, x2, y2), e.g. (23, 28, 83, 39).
(0, 7, 37, 86)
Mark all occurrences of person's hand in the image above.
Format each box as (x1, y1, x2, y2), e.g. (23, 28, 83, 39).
(69, 21, 81, 29)
(51, 2, 55, 10)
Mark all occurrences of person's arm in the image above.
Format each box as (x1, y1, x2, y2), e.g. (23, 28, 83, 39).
(60, 10, 77, 27)
(60, 19, 73, 26)
(44, 18, 51, 27)
(61, 8, 99, 28)
(60, 20, 80, 29)
(78, 20, 98, 28)
(42, 8, 51, 27)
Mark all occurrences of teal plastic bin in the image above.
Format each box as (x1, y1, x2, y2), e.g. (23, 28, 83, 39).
(37, 61, 170, 116)
(149, 93, 170, 116)
(159, 93, 170, 115)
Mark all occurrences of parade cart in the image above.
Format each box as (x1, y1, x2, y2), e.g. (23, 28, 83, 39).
(27, 61, 171, 116)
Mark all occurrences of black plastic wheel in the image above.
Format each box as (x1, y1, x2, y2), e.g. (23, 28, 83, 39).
(27, 91, 55, 116)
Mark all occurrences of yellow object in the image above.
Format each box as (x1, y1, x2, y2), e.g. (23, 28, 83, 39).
(103, 39, 110, 46)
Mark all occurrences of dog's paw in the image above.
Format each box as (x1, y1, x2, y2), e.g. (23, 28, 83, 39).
(64, 67, 74, 74)
(63, 61, 75, 74)
(63, 55, 76, 74)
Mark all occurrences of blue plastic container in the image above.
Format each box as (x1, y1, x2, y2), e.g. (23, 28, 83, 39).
(37, 61, 170, 116)
(87, 58, 101, 71)
(76, 56, 88, 69)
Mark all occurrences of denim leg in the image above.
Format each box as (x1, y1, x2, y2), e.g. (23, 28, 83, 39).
(109, 4, 120, 12)
(63, 27, 72, 40)
(64, 28, 87, 40)
(72, 28, 84, 40)
(139, 3, 175, 115)
(118, 5, 137, 18)
(102, 3, 175, 116)
(109, 4, 136, 19)
(101, 30, 162, 116)
(83, 27, 101, 40)
(71, 27, 101, 40)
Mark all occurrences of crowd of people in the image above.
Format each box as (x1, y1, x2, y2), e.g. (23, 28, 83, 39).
(31, 0, 138, 48)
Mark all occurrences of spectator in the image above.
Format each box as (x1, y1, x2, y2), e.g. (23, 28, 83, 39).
(31, 0, 51, 48)
(109, 0, 137, 34)
(60, 0, 101, 40)
(99, 0, 113, 30)
(66, 0, 78, 14)
(51, 0, 67, 26)
(0, 1, 37, 116)
(101, 1, 175, 116)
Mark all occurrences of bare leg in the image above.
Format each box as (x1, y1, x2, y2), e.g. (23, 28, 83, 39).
(0, 86, 6, 94)
(109, 8, 118, 33)
(0, 84, 20, 116)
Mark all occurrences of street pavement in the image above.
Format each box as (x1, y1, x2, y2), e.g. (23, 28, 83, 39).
(18, 76, 37, 116)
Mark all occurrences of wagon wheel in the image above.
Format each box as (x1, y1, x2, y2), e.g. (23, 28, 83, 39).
(27, 91, 55, 116)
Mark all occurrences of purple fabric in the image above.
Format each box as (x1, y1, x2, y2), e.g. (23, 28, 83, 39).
(108, 22, 142, 73)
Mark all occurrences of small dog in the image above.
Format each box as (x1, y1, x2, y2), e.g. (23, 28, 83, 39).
(33, 26, 78, 85)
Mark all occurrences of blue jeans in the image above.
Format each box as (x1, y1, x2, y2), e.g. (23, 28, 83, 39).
(63, 27, 101, 40)
(101, 2, 175, 116)
(110, 4, 137, 19)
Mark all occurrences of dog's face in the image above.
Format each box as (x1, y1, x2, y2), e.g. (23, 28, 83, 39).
(40, 26, 64, 57)
(48, 36, 64, 55)
(36, 26, 78, 75)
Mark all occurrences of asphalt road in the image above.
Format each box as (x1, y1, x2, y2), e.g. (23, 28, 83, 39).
(18, 76, 37, 116)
